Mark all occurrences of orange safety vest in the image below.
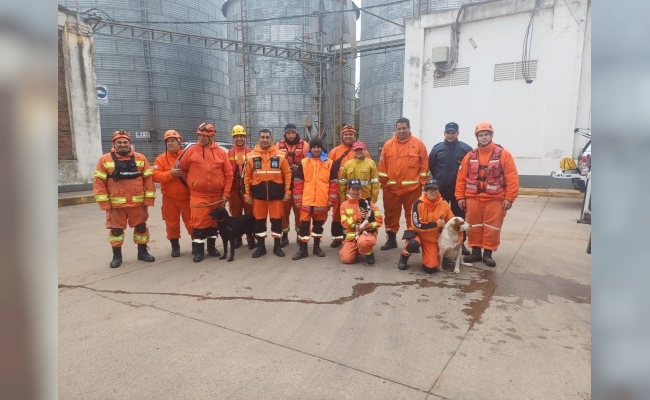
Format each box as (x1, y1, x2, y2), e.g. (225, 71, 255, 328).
(465, 144, 505, 195)
(228, 145, 251, 192)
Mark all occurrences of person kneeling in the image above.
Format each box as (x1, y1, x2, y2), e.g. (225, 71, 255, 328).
(339, 179, 384, 265)
(397, 179, 453, 273)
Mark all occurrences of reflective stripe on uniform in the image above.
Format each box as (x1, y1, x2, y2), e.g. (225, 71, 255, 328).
(108, 233, 124, 243)
(370, 178, 379, 183)
(419, 172, 430, 177)
(132, 195, 144, 203)
(109, 196, 126, 204)
(254, 170, 281, 174)
(378, 172, 388, 178)
(95, 194, 109, 202)
(133, 233, 149, 243)
(142, 169, 153, 177)
(144, 191, 156, 198)
(135, 160, 145, 167)
(94, 170, 107, 180)
(401, 180, 419, 185)
(103, 161, 115, 169)
(345, 232, 357, 240)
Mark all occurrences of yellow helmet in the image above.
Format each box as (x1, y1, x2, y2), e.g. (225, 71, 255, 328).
(231, 124, 246, 137)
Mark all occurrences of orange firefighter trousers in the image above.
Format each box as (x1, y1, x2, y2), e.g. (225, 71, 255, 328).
(105, 206, 150, 247)
(161, 196, 192, 240)
(339, 233, 377, 264)
(252, 199, 284, 238)
(382, 188, 421, 233)
(464, 197, 506, 251)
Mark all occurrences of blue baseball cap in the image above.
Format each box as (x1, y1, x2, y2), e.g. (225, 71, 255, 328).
(444, 122, 459, 132)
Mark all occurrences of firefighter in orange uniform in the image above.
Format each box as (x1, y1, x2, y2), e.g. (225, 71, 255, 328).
(228, 124, 253, 248)
(291, 138, 338, 260)
(243, 129, 293, 258)
(153, 129, 192, 257)
(277, 123, 308, 247)
(177, 122, 233, 263)
(456, 121, 519, 268)
(93, 130, 156, 268)
(339, 179, 383, 265)
(328, 124, 371, 248)
(397, 179, 453, 273)
(377, 117, 430, 250)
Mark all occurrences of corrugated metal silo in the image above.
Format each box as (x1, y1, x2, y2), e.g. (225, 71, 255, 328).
(62, 0, 231, 159)
(222, 0, 356, 148)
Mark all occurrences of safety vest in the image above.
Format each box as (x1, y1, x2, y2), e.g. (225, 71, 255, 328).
(277, 140, 306, 166)
(465, 144, 505, 195)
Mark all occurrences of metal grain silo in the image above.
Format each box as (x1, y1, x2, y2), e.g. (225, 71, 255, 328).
(359, 0, 480, 158)
(61, 0, 231, 159)
(222, 0, 356, 147)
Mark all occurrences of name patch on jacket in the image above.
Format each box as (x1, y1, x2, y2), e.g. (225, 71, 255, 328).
(253, 157, 262, 169)
(270, 157, 280, 169)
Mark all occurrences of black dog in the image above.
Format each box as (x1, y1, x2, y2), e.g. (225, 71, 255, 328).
(209, 207, 256, 262)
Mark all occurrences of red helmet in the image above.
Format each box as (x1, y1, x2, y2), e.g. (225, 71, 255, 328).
(340, 125, 357, 137)
(196, 122, 216, 136)
(163, 129, 182, 141)
(474, 121, 494, 135)
(112, 129, 131, 142)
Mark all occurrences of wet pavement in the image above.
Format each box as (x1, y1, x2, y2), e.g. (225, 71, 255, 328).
(59, 193, 591, 399)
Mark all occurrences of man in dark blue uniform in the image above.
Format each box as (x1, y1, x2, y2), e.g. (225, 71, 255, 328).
(428, 122, 472, 255)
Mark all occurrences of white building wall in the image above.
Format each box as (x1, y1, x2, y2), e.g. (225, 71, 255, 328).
(403, 0, 590, 176)
(58, 11, 103, 187)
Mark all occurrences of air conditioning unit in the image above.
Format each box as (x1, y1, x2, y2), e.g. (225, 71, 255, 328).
(431, 46, 449, 63)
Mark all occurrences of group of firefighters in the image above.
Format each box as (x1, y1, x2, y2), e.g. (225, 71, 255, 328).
(93, 117, 519, 272)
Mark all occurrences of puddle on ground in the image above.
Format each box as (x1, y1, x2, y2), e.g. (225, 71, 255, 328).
(59, 269, 589, 328)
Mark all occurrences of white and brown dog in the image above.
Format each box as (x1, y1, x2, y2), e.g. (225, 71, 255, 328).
(438, 217, 472, 274)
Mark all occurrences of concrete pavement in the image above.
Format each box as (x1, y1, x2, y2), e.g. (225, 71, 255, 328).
(58, 194, 591, 399)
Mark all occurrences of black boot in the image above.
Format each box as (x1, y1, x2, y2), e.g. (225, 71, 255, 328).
(193, 242, 205, 263)
(280, 231, 289, 248)
(137, 244, 155, 262)
(273, 237, 285, 257)
(366, 252, 375, 265)
(170, 238, 180, 257)
(247, 234, 257, 249)
(235, 236, 243, 249)
(380, 232, 398, 250)
(461, 243, 470, 256)
(463, 247, 482, 263)
(292, 242, 309, 260)
(206, 237, 220, 257)
(330, 240, 342, 248)
(109, 247, 122, 268)
(252, 239, 267, 258)
(482, 249, 496, 268)
(397, 254, 410, 270)
(313, 238, 325, 257)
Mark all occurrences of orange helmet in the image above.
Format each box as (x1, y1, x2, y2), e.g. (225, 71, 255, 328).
(196, 122, 216, 136)
(163, 129, 182, 141)
(340, 125, 357, 137)
(112, 129, 131, 142)
(474, 121, 494, 135)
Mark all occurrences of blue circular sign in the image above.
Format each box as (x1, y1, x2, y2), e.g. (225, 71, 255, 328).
(97, 86, 107, 99)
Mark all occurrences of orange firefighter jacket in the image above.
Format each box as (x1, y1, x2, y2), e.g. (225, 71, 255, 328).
(228, 145, 251, 192)
(93, 148, 156, 210)
(153, 151, 189, 200)
(455, 142, 519, 202)
(293, 152, 338, 207)
(410, 193, 454, 237)
(177, 142, 233, 198)
(378, 134, 430, 195)
(340, 198, 383, 241)
(338, 157, 380, 203)
(329, 144, 371, 178)
(243, 144, 292, 201)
